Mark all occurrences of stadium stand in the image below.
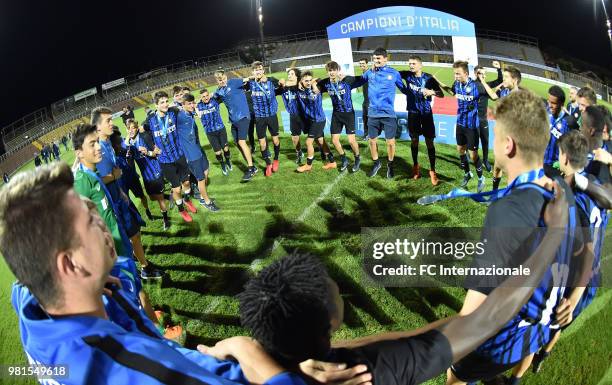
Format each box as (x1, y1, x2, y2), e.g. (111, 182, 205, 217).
(1, 28, 610, 175)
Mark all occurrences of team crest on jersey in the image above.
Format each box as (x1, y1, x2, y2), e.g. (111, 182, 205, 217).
(466, 87, 472, 93)
(557, 123, 563, 129)
(574, 113, 579, 119)
(387, 75, 392, 80)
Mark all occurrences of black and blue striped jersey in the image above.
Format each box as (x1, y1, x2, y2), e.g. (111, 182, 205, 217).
(452, 78, 483, 129)
(144, 108, 183, 164)
(399, 71, 443, 115)
(197, 100, 225, 133)
(543, 109, 574, 165)
(316, 76, 366, 113)
(244, 77, 280, 118)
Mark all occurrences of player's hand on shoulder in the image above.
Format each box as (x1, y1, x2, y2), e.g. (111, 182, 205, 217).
(542, 180, 568, 229)
(299, 359, 372, 385)
(492, 60, 501, 69)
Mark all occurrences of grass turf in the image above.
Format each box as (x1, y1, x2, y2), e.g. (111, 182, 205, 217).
(0, 66, 610, 385)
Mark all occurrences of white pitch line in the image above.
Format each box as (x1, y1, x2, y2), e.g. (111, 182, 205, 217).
(252, 172, 348, 268)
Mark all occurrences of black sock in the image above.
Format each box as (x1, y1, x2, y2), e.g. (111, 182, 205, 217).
(373, 158, 380, 165)
(273, 144, 280, 160)
(327, 152, 335, 162)
(307, 157, 314, 166)
(215, 153, 224, 164)
(482, 144, 489, 162)
(223, 150, 231, 162)
(460, 154, 470, 173)
(411, 141, 419, 165)
(508, 375, 521, 385)
(177, 202, 185, 212)
(183, 193, 191, 202)
(493, 177, 502, 190)
(319, 147, 325, 160)
(340, 153, 347, 162)
(261, 149, 271, 165)
(427, 146, 436, 171)
(164, 193, 171, 201)
(475, 157, 483, 178)
(355, 154, 360, 160)
(162, 210, 169, 220)
(388, 159, 394, 168)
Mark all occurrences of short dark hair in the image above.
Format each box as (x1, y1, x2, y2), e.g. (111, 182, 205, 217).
(558, 130, 589, 169)
(200, 89, 209, 95)
(238, 254, 331, 366)
(325, 61, 340, 71)
(181, 86, 190, 92)
(548, 85, 566, 105)
(251, 61, 264, 69)
(453, 61, 469, 73)
(0, 162, 78, 308)
(214, 69, 225, 76)
(358, 58, 369, 63)
(373, 47, 387, 57)
(72, 123, 98, 150)
(286, 67, 302, 80)
(301, 70, 313, 78)
(594, 105, 611, 133)
(90, 106, 112, 125)
(153, 91, 169, 104)
(125, 118, 138, 128)
(474, 65, 484, 72)
(109, 129, 123, 147)
(172, 85, 182, 95)
(504, 66, 522, 84)
(408, 55, 422, 62)
(577, 87, 597, 105)
(583, 105, 605, 134)
(182, 93, 195, 103)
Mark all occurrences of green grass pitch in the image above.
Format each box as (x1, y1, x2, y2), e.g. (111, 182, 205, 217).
(0, 66, 610, 385)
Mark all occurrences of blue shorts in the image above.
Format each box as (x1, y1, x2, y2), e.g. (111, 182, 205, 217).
(231, 118, 250, 141)
(187, 155, 210, 181)
(368, 117, 397, 140)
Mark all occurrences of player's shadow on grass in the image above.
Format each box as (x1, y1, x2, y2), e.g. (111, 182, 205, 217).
(163, 264, 250, 296)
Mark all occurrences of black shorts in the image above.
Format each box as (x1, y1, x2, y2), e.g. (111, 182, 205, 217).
(368, 117, 397, 140)
(456, 125, 479, 151)
(143, 177, 165, 196)
(255, 116, 280, 139)
(187, 156, 210, 181)
(450, 351, 518, 383)
(408, 112, 436, 139)
(206, 129, 229, 152)
(231, 118, 249, 142)
(307, 120, 326, 139)
(331, 111, 356, 135)
(290, 114, 306, 136)
(160, 156, 190, 188)
(126, 178, 145, 199)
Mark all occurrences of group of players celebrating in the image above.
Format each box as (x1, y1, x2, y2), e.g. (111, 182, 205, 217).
(1, 46, 611, 385)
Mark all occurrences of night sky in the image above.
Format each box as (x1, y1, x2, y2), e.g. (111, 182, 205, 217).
(1, 0, 610, 127)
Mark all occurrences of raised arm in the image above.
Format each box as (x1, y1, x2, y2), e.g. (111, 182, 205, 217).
(439, 181, 568, 362)
(487, 61, 503, 88)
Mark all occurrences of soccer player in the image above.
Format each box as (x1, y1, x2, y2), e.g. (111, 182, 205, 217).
(543, 86, 577, 177)
(171, 85, 184, 108)
(491, 66, 522, 191)
(524, 130, 606, 379)
(238, 208, 572, 385)
(358, 58, 370, 141)
(438, 61, 498, 192)
(360, 47, 408, 178)
(213, 69, 258, 182)
(473, 61, 502, 174)
(315, 61, 366, 172)
(73, 123, 163, 280)
(577, 86, 597, 113)
(178, 93, 220, 212)
(0, 162, 311, 385)
(243, 61, 282, 177)
(295, 71, 337, 172)
(126, 119, 171, 230)
(197, 89, 232, 175)
(109, 128, 153, 221)
(566, 86, 580, 120)
(445, 90, 585, 385)
(279, 67, 305, 164)
(399, 56, 445, 185)
(144, 92, 197, 223)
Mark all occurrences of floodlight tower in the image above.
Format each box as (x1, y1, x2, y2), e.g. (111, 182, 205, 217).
(256, 0, 266, 64)
(599, 0, 612, 52)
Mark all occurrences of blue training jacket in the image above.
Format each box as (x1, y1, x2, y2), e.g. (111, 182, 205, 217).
(11, 284, 306, 385)
(360, 65, 406, 118)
